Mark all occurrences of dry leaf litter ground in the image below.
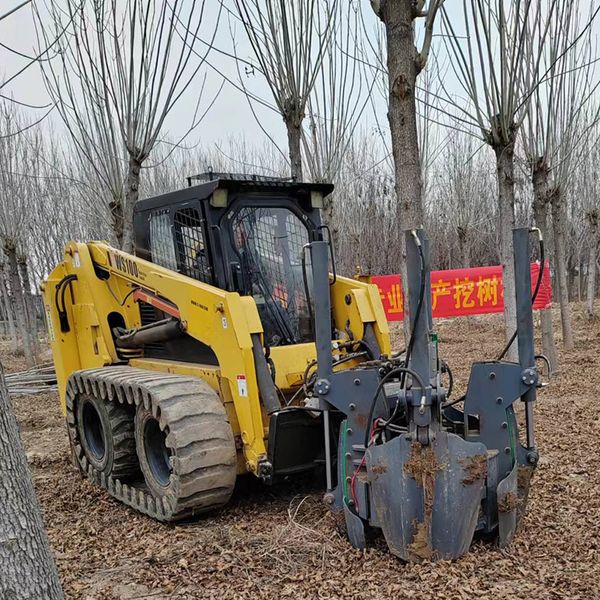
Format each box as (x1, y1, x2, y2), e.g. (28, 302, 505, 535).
(3, 302, 600, 599)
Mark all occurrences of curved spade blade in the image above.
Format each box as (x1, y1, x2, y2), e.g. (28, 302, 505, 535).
(497, 461, 518, 547)
(367, 432, 487, 561)
(343, 499, 366, 550)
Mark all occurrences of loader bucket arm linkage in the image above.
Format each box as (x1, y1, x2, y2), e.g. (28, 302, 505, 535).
(307, 227, 541, 561)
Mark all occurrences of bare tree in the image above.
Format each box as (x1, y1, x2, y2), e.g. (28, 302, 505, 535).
(0, 258, 18, 351)
(574, 122, 600, 319)
(434, 134, 496, 268)
(0, 103, 39, 365)
(0, 364, 64, 599)
(302, 2, 370, 183)
(586, 207, 599, 318)
(520, 0, 600, 353)
(18, 254, 41, 358)
(36, 0, 220, 250)
(299, 1, 374, 245)
(439, 0, 565, 358)
(233, 0, 338, 181)
(371, 0, 444, 231)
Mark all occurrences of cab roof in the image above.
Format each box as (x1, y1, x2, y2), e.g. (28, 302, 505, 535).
(134, 174, 334, 214)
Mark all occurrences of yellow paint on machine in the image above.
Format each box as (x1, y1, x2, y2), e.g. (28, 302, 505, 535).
(42, 240, 391, 475)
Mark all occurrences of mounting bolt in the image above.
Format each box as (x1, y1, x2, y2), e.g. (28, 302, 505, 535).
(323, 492, 335, 505)
(345, 476, 352, 483)
(353, 378, 361, 386)
(501, 421, 508, 429)
(496, 397, 503, 404)
(345, 452, 352, 459)
(348, 499, 355, 506)
(504, 447, 511, 454)
(315, 378, 331, 395)
(347, 428, 353, 436)
(489, 372, 496, 380)
(521, 368, 538, 386)
(349, 403, 356, 411)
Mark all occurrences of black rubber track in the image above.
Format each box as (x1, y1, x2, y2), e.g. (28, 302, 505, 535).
(66, 367, 237, 521)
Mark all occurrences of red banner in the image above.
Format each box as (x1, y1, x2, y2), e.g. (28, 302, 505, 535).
(371, 261, 552, 321)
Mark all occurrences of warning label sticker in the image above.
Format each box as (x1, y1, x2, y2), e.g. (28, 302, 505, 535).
(45, 304, 55, 343)
(236, 375, 248, 398)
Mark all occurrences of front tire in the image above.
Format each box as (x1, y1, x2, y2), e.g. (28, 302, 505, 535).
(135, 407, 173, 495)
(134, 381, 237, 515)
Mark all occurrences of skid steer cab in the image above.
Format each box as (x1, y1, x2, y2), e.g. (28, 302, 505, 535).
(42, 173, 545, 561)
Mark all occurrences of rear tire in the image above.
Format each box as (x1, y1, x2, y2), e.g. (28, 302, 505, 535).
(75, 394, 139, 479)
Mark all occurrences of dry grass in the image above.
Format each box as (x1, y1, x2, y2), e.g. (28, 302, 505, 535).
(3, 301, 600, 599)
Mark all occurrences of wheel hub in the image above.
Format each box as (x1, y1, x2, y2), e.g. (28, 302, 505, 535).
(143, 418, 172, 487)
(81, 400, 106, 461)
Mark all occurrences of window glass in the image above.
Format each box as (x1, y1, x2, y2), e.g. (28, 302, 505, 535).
(149, 210, 177, 271)
(231, 206, 312, 345)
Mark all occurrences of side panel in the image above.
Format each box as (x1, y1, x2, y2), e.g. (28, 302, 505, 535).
(44, 241, 269, 472)
(42, 262, 83, 413)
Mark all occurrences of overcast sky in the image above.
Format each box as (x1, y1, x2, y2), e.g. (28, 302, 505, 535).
(0, 2, 387, 155)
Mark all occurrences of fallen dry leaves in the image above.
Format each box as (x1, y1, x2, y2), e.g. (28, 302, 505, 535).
(4, 302, 600, 599)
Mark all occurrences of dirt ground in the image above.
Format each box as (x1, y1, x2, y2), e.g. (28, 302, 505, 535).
(4, 303, 600, 599)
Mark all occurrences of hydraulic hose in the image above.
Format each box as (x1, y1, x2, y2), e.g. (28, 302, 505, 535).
(55, 274, 78, 333)
(364, 230, 427, 444)
(363, 366, 428, 449)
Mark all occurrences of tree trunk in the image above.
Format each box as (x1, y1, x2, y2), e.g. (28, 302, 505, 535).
(0, 262, 18, 352)
(322, 194, 339, 253)
(285, 120, 304, 181)
(457, 225, 470, 268)
(18, 256, 41, 359)
(578, 256, 585, 303)
(3, 241, 35, 366)
(531, 161, 558, 372)
(493, 142, 518, 361)
(550, 188, 574, 349)
(122, 154, 143, 253)
(110, 197, 125, 249)
(380, 0, 424, 342)
(586, 209, 599, 318)
(0, 364, 64, 599)
(382, 0, 424, 231)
